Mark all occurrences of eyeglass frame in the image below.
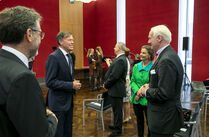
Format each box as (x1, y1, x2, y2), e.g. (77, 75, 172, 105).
(30, 28, 45, 40)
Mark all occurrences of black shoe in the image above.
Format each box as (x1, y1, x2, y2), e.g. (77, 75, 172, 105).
(108, 131, 122, 137)
(108, 125, 116, 130)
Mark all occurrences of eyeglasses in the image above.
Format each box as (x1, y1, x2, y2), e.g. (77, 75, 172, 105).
(31, 28, 45, 40)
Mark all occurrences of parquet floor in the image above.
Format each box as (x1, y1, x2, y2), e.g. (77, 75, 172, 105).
(41, 80, 209, 137)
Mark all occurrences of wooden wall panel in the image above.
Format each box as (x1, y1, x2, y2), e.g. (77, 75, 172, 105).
(59, 0, 84, 69)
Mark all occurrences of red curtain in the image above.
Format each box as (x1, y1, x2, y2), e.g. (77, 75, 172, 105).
(0, 0, 59, 78)
(192, 0, 209, 81)
(126, 0, 179, 55)
(83, 0, 116, 66)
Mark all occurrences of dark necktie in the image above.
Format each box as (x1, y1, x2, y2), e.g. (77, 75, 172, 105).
(66, 54, 73, 75)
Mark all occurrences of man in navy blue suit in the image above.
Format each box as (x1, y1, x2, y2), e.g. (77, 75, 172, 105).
(45, 31, 81, 137)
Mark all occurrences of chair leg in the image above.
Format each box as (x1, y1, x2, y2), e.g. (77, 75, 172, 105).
(97, 112, 99, 119)
(205, 97, 208, 121)
(101, 111, 105, 131)
(83, 104, 85, 126)
(198, 113, 202, 137)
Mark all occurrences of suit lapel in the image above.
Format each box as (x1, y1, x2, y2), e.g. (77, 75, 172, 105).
(56, 49, 72, 75)
(151, 45, 171, 69)
(0, 49, 28, 68)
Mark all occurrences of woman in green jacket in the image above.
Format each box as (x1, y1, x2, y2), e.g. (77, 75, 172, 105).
(130, 45, 154, 137)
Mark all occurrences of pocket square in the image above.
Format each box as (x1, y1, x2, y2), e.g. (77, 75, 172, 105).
(150, 69, 156, 74)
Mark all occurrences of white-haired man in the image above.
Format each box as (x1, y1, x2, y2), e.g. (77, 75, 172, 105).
(140, 25, 184, 137)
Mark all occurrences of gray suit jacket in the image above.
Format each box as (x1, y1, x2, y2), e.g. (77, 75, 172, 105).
(0, 49, 57, 137)
(104, 54, 127, 98)
(146, 46, 184, 134)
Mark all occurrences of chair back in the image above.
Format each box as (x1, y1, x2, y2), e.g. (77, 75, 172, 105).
(203, 79, 209, 90)
(101, 92, 111, 111)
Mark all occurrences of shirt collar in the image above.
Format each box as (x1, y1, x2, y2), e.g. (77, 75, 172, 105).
(156, 45, 169, 57)
(59, 47, 68, 56)
(138, 61, 153, 72)
(116, 53, 125, 58)
(2, 45, 29, 68)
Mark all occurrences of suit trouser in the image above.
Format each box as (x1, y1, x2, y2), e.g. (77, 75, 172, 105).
(53, 107, 73, 137)
(110, 96, 123, 132)
(133, 103, 150, 137)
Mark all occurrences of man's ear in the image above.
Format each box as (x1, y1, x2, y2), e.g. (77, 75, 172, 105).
(59, 39, 63, 45)
(157, 35, 163, 42)
(26, 29, 33, 42)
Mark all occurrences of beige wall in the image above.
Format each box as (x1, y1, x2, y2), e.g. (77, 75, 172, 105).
(59, 0, 84, 69)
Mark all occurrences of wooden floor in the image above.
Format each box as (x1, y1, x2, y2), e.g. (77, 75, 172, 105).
(41, 80, 209, 137)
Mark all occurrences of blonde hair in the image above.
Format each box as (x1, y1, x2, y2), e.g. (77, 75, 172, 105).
(125, 48, 130, 57)
(96, 46, 103, 57)
(87, 48, 94, 57)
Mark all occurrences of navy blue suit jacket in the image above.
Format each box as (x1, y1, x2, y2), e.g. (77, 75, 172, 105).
(45, 48, 75, 111)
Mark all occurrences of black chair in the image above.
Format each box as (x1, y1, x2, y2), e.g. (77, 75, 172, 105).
(174, 94, 204, 137)
(202, 79, 209, 120)
(83, 91, 112, 131)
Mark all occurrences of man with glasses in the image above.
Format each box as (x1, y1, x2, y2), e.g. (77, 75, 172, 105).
(0, 6, 57, 137)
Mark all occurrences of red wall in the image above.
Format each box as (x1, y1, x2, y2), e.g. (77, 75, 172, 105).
(192, 0, 209, 81)
(83, 0, 117, 66)
(126, 0, 179, 55)
(0, 0, 59, 78)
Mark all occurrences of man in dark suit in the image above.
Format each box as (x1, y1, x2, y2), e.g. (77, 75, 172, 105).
(45, 31, 81, 137)
(0, 6, 57, 137)
(104, 42, 127, 137)
(139, 25, 184, 137)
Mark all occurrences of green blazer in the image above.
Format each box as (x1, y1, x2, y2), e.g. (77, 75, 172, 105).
(130, 61, 153, 105)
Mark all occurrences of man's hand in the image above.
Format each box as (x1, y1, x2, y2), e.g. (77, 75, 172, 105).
(103, 84, 107, 90)
(105, 58, 112, 67)
(46, 108, 58, 123)
(73, 80, 81, 90)
(138, 84, 149, 96)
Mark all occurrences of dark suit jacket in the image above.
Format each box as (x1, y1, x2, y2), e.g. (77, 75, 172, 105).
(45, 48, 75, 111)
(146, 46, 184, 134)
(0, 49, 57, 137)
(104, 54, 127, 98)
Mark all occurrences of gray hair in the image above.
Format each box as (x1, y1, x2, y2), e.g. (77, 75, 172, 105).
(150, 25, 172, 44)
(117, 42, 126, 52)
(0, 6, 42, 45)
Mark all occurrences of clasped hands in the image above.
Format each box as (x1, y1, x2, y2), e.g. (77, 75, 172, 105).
(136, 84, 149, 98)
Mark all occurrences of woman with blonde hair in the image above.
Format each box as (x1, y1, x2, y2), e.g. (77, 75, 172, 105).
(87, 48, 95, 89)
(94, 46, 103, 90)
(123, 48, 131, 123)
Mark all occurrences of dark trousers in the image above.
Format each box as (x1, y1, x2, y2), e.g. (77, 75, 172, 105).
(151, 132, 174, 137)
(133, 103, 150, 137)
(110, 96, 123, 132)
(53, 107, 73, 137)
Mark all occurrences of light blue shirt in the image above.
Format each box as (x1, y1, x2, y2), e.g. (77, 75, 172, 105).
(156, 45, 169, 59)
(2, 45, 29, 68)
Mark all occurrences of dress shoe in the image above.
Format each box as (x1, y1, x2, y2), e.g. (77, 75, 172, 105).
(123, 118, 129, 123)
(108, 131, 122, 137)
(108, 125, 116, 130)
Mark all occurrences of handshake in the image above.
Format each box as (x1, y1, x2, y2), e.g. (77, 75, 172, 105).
(135, 84, 149, 102)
